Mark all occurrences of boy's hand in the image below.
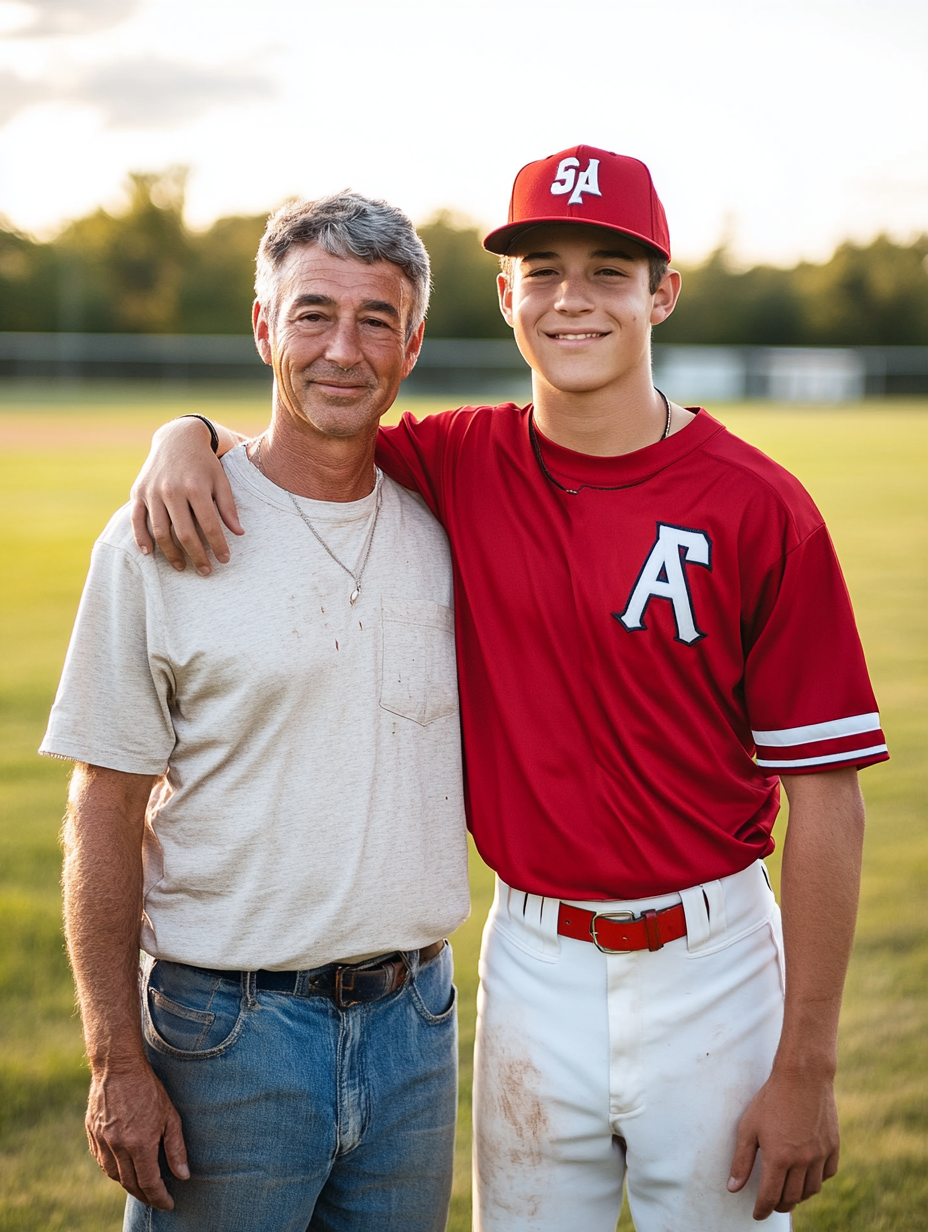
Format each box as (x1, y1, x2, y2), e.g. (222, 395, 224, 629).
(130, 418, 245, 575)
(728, 1065, 839, 1219)
(728, 768, 862, 1221)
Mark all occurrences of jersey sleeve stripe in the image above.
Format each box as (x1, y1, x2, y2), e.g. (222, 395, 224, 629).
(754, 728, 886, 764)
(756, 743, 888, 769)
(751, 712, 881, 747)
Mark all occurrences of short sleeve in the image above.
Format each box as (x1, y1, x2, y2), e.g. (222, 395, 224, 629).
(376, 408, 471, 522)
(743, 524, 888, 774)
(39, 538, 176, 774)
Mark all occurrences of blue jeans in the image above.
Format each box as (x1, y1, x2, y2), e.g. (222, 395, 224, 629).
(124, 944, 457, 1232)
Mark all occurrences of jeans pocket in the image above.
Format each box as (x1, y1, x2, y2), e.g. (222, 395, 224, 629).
(380, 598, 458, 726)
(149, 989, 215, 1051)
(144, 961, 247, 1060)
(410, 947, 458, 1024)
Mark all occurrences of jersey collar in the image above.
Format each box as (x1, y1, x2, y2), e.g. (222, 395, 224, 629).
(526, 405, 726, 491)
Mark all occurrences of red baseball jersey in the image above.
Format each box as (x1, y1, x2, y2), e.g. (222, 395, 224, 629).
(376, 405, 887, 899)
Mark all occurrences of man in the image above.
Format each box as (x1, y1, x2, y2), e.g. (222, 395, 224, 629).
(131, 147, 887, 1230)
(41, 192, 470, 1231)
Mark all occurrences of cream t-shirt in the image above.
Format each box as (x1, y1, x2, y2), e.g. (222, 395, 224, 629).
(41, 445, 470, 970)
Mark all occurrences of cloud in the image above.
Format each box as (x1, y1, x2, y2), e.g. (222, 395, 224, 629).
(70, 57, 273, 128)
(68, 57, 273, 128)
(0, 57, 273, 129)
(0, 67, 52, 124)
(2, 0, 143, 37)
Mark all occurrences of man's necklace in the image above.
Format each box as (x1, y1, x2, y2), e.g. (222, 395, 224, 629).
(529, 388, 673, 495)
(250, 434, 382, 606)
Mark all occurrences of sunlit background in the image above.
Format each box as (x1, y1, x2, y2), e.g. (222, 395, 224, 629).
(1, 5, 927, 1231)
(1, 0, 926, 263)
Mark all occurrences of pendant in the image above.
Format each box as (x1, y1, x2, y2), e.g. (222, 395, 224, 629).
(349, 586, 360, 605)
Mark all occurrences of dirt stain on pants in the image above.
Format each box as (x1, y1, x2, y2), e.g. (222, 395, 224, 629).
(473, 1020, 551, 1223)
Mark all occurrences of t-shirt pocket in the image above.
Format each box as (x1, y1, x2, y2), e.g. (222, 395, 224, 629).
(380, 598, 458, 727)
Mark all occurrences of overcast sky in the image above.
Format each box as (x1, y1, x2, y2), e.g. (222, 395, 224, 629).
(0, 0, 925, 265)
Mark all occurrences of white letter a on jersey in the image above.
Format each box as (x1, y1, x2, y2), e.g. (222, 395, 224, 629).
(616, 523, 712, 645)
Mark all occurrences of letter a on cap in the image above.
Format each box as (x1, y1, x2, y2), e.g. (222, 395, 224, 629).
(569, 159, 601, 205)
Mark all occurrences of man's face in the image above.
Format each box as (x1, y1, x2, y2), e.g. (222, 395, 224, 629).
(497, 224, 679, 397)
(254, 244, 423, 440)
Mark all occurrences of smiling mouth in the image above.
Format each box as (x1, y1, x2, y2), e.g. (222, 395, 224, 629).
(311, 379, 370, 392)
(546, 331, 609, 340)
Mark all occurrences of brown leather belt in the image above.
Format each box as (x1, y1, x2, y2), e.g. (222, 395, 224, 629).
(193, 940, 445, 1010)
(558, 901, 687, 953)
(327, 940, 445, 1009)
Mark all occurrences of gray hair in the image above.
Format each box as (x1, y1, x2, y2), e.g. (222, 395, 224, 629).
(255, 192, 430, 341)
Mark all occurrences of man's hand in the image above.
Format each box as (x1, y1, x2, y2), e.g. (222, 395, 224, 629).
(87, 1061, 189, 1209)
(728, 1065, 839, 1219)
(130, 417, 245, 575)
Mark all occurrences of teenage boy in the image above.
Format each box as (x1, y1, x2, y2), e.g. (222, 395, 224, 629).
(130, 147, 887, 1231)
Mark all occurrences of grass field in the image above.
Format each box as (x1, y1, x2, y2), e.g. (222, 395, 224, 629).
(1, 385, 926, 1230)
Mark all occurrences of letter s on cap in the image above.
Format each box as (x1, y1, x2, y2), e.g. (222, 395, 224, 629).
(550, 157, 579, 196)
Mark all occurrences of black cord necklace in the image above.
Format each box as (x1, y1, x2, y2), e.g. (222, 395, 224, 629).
(528, 388, 673, 495)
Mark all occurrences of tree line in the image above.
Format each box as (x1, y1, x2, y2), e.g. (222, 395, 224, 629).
(1, 170, 926, 344)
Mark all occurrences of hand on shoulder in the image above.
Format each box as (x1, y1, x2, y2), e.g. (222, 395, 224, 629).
(130, 417, 245, 576)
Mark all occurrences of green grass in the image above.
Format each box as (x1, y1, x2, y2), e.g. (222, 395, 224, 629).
(1, 389, 926, 1229)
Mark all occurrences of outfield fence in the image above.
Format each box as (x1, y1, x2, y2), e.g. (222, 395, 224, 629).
(1, 333, 927, 402)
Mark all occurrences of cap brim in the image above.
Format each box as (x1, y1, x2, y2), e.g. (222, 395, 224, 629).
(483, 218, 670, 260)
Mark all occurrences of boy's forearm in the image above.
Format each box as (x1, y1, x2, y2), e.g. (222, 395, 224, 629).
(215, 423, 246, 457)
(774, 767, 865, 1075)
(159, 416, 246, 459)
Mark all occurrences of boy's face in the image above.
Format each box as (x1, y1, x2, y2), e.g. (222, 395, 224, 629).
(497, 223, 679, 398)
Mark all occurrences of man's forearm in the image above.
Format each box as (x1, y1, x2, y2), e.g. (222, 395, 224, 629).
(63, 763, 156, 1066)
(64, 763, 188, 1209)
(774, 766, 865, 1075)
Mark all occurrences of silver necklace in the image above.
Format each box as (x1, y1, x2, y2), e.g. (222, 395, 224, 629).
(529, 388, 673, 496)
(250, 434, 382, 606)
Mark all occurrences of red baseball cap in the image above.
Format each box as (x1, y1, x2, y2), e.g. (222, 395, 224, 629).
(483, 144, 670, 260)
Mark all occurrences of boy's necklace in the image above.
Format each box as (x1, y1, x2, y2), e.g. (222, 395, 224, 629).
(529, 388, 672, 495)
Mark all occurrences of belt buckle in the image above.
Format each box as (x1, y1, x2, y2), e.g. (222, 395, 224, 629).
(589, 910, 636, 954)
(332, 957, 404, 1009)
(333, 965, 362, 1010)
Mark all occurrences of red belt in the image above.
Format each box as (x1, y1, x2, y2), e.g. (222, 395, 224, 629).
(558, 901, 687, 953)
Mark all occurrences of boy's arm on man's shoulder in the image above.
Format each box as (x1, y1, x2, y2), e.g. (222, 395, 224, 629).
(130, 417, 246, 576)
(728, 766, 865, 1220)
(129, 407, 466, 573)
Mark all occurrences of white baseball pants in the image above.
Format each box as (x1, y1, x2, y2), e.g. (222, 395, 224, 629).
(473, 860, 791, 1231)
